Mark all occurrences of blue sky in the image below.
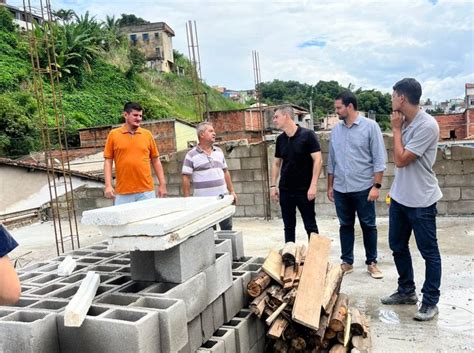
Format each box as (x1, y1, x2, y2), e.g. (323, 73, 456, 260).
(11, 0, 474, 101)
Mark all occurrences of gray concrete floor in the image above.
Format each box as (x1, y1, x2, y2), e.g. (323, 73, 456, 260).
(8, 215, 474, 352)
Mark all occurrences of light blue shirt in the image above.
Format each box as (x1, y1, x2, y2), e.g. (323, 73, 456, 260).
(327, 115, 386, 193)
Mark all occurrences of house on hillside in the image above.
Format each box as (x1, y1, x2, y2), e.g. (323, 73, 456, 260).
(0, 0, 43, 30)
(121, 22, 175, 73)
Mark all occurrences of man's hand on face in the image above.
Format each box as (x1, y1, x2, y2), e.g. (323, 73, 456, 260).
(390, 111, 405, 131)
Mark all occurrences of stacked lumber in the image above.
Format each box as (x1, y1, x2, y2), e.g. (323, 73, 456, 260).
(247, 234, 371, 353)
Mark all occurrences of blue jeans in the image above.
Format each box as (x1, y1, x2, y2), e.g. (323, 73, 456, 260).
(114, 191, 155, 205)
(389, 199, 441, 306)
(334, 188, 378, 265)
(279, 189, 319, 243)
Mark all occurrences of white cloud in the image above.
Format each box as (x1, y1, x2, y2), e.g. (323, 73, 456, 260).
(10, 0, 474, 101)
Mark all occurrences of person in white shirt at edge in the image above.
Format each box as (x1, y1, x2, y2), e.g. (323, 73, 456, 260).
(182, 122, 237, 230)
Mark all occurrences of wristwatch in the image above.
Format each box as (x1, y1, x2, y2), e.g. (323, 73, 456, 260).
(373, 183, 382, 189)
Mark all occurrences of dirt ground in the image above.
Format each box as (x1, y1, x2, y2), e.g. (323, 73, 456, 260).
(8, 215, 474, 353)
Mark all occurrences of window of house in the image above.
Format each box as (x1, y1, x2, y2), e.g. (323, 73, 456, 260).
(449, 130, 457, 139)
(154, 32, 160, 40)
(130, 34, 137, 45)
(142, 33, 149, 42)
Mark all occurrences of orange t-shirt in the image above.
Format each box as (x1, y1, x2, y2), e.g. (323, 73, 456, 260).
(103, 126, 159, 194)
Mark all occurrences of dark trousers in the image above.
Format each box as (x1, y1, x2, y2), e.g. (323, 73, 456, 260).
(279, 189, 319, 243)
(334, 188, 378, 265)
(213, 217, 233, 231)
(389, 199, 441, 306)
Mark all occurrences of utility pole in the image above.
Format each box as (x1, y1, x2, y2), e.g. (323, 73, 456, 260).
(309, 87, 314, 131)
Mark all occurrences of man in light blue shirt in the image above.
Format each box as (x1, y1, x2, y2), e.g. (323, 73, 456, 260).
(327, 91, 386, 279)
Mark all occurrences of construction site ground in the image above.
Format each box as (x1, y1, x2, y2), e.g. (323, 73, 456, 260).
(9, 215, 474, 353)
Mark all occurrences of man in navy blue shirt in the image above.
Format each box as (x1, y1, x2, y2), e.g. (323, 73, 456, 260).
(0, 224, 21, 305)
(271, 105, 323, 243)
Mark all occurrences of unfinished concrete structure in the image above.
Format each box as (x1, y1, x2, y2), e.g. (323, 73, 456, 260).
(121, 22, 175, 73)
(0, 197, 266, 352)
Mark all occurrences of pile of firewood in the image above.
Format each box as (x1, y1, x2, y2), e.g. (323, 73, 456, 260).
(247, 234, 371, 353)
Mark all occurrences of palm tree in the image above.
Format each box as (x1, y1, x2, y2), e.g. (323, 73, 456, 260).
(52, 9, 76, 25)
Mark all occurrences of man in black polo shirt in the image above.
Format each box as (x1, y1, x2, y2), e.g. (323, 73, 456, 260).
(270, 105, 323, 243)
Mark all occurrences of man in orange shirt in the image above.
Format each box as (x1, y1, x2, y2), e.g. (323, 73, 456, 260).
(103, 102, 167, 205)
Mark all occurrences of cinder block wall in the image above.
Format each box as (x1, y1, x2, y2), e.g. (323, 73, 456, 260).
(161, 133, 474, 217)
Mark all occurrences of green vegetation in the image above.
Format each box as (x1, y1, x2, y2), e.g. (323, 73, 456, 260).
(0, 7, 241, 158)
(259, 79, 393, 131)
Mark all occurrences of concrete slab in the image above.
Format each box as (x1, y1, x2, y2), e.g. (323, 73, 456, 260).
(106, 206, 235, 251)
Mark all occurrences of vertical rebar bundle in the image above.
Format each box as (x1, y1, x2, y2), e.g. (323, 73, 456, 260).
(252, 50, 271, 220)
(186, 20, 206, 121)
(22, 0, 80, 255)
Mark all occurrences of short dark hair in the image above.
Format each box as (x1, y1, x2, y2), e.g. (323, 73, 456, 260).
(335, 91, 358, 110)
(123, 102, 143, 113)
(392, 78, 422, 105)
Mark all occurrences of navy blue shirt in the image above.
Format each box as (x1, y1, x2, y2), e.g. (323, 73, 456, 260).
(275, 126, 321, 191)
(0, 224, 18, 257)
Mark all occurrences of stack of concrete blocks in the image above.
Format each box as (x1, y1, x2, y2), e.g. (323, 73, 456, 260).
(0, 197, 267, 353)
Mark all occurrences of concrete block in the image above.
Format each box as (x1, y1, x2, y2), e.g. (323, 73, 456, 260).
(179, 315, 202, 353)
(153, 227, 216, 283)
(29, 298, 69, 311)
(440, 187, 461, 201)
(3, 297, 39, 308)
(216, 230, 244, 261)
(451, 146, 474, 160)
(250, 338, 265, 353)
(461, 187, 474, 200)
(142, 272, 208, 322)
(215, 238, 233, 258)
(222, 276, 245, 323)
(130, 251, 157, 281)
(0, 310, 59, 353)
(236, 193, 255, 206)
(229, 170, 254, 182)
(445, 174, 474, 187)
(58, 308, 160, 353)
(232, 271, 252, 306)
(241, 157, 261, 170)
(132, 296, 188, 353)
(446, 200, 474, 215)
(463, 160, 474, 173)
(197, 339, 226, 353)
(228, 146, 250, 158)
(235, 309, 263, 347)
(95, 293, 139, 306)
(107, 206, 235, 251)
(433, 160, 463, 175)
(226, 158, 241, 171)
(222, 318, 250, 353)
(201, 304, 214, 343)
(212, 328, 237, 353)
(212, 295, 225, 331)
(241, 181, 263, 194)
(245, 205, 265, 217)
(204, 252, 233, 305)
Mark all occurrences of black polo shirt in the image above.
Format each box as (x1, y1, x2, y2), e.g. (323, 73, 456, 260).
(275, 126, 321, 191)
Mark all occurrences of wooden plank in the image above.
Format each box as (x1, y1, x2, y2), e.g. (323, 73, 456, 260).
(321, 264, 343, 312)
(291, 233, 331, 330)
(329, 293, 349, 332)
(265, 302, 288, 326)
(262, 249, 284, 285)
(267, 317, 289, 339)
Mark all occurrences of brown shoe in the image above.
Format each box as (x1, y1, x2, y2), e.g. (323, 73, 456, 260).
(367, 262, 383, 279)
(341, 262, 353, 274)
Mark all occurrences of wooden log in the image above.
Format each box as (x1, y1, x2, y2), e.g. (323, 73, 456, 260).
(324, 328, 336, 339)
(249, 285, 275, 317)
(266, 302, 288, 326)
(329, 344, 347, 353)
(274, 339, 289, 353)
(292, 234, 331, 330)
(329, 293, 349, 332)
(336, 331, 344, 345)
(262, 249, 284, 285)
(351, 317, 371, 352)
(283, 325, 298, 341)
(315, 314, 330, 343)
(268, 317, 289, 339)
(247, 271, 272, 297)
(282, 241, 297, 266)
(321, 264, 343, 313)
(344, 310, 351, 346)
(291, 337, 306, 351)
(350, 308, 368, 338)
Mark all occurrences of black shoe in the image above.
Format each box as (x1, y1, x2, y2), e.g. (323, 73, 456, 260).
(380, 291, 418, 305)
(414, 303, 439, 321)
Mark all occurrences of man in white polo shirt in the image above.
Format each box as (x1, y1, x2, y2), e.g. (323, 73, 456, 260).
(182, 122, 237, 230)
(381, 78, 443, 322)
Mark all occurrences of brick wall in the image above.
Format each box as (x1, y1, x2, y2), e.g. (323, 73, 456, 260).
(209, 110, 263, 143)
(435, 109, 474, 140)
(78, 120, 177, 154)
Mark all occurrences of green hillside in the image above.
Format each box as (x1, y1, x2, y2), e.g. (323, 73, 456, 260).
(0, 7, 242, 158)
